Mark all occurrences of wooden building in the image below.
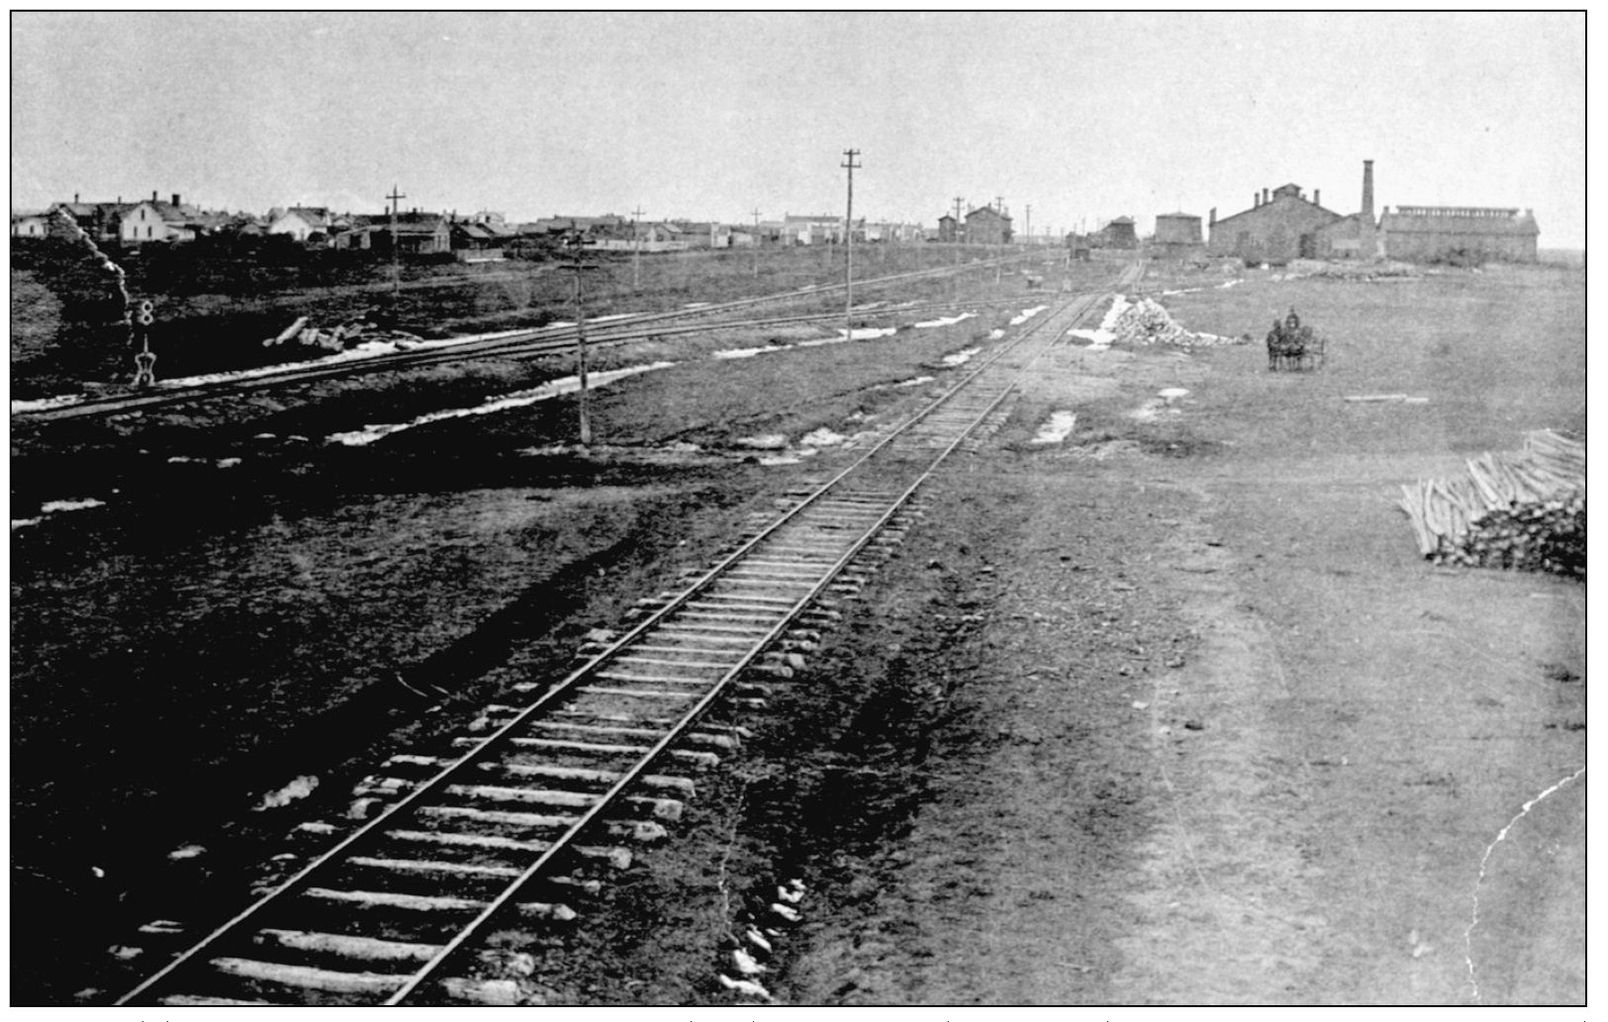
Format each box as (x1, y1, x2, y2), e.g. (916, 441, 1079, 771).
(964, 205, 1012, 245)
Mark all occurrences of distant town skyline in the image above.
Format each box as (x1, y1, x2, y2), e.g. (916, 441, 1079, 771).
(10, 12, 1585, 248)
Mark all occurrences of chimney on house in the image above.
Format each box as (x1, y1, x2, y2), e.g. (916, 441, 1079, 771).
(1314, 188, 1320, 207)
(1253, 192, 1259, 208)
(1209, 207, 1217, 226)
(172, 193, 181, 207)
(152, 190, 158, 202)
(74, 192, 80, 203)
(1263, 187, 1270, 205)
(1362, 159, 1375, 223)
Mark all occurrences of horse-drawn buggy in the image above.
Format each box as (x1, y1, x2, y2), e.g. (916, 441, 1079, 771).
(1266, 309, 1324, 371)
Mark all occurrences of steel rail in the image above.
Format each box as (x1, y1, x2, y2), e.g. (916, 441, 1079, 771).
(384, 379, 1024, 1005)
(22, 253, 1036, 422)
(112, 270, 1124, 1007)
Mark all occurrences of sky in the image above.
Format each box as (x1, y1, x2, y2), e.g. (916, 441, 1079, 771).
(9, 12, 1586, 247)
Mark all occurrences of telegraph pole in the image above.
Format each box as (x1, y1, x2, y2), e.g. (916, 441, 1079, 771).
(630, 204, 644, 292)
(1025, 204, 1032, 246)
(750, 206, 761, 277)
(994, 196, 1006, 285)
(842, 148, 860, 338)
(952, 196, 964, 264)
(386, 184, 406, 300)
(562, 230, 597, 447)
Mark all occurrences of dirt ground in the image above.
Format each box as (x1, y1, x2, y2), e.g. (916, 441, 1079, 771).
(764, 265, 1585, 1005)
(9, 261, 1584, 1005)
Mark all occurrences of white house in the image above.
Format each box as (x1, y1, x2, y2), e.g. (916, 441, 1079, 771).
(267, 207, 334, 242)
(121, 200, 199, 243)
(10, 213, 50, 238)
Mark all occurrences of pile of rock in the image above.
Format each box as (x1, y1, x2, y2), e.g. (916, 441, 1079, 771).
(1112, 297, 1245, 348)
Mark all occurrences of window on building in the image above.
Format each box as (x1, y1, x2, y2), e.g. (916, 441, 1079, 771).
(147, 226, 152, 238)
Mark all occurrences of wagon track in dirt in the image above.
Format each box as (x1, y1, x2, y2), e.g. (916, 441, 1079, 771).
(109, 267, 1136, 1007)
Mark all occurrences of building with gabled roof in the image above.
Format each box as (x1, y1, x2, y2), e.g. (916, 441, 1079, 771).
(120, 194, 209, 244)
(1207, 181, 1340, 263)
(964, 204, 1013, 245)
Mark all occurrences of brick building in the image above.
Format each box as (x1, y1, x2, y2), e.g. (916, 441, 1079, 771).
(1207, 183, 1339, 263)
(1379, 206, 1538, 263)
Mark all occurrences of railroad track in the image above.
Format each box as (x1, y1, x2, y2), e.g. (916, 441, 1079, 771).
(18, 253, 1037, 423)
(109, 268, 1134, 1007)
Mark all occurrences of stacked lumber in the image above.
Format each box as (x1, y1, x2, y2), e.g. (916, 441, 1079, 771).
(1113, 297, 1246, 348)
(1398, 430, 1584, 579)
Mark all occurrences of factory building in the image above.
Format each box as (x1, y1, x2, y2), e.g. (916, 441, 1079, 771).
(1209, 159, 1539, 264)
(1379, 206, 1538, 263)
(1206, 183, 1339, 264)
(1312, 159, 1381, 259)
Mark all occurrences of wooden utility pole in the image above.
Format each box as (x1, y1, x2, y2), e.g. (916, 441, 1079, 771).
(842, 148, 860, 339)
(562, 230, 597, 447)
(386, 184, 406, 300)
(952, 196, 964, 264)
(994, 196, 1006, 285)
(630, 204, 644, 292)
(1025, 204, 1032, 246)
(750, 206, 761, 277)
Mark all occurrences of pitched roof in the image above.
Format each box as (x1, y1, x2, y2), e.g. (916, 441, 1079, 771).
(1211, 192, 1339, 229)
(966, 205, 1011, 221)
(140, 200, 206, 225)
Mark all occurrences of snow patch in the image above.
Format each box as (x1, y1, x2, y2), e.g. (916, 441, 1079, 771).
(13, 497, 107, 530)
(1067, 294, 1132, 350)
(10, 392, 87, 414)
(914, 312, 976, 328)
(1030, 411, 1078, 445)
(873, 375, 935, 390)
(327, 362, 675, 447)
(733, 434, 790, 450)
(1219, 279, 1242, 289)
(1010, 305, 1049, 325)
(41, 497, 106, 515)
(940, 347, 982, 367)
(712, 346, 774, 360)
(836, 326, 898, 340)
(254, 775, 319, 811)
(800, 427, 849, 447)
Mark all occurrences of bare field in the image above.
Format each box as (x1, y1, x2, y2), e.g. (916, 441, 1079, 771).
(8, 259, 1583, 1005)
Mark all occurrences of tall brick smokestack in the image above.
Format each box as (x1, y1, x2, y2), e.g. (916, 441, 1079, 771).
(1362, 160, 1374, 223)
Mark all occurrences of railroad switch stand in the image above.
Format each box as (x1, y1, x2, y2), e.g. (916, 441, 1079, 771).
(131, 299, 157, 387)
